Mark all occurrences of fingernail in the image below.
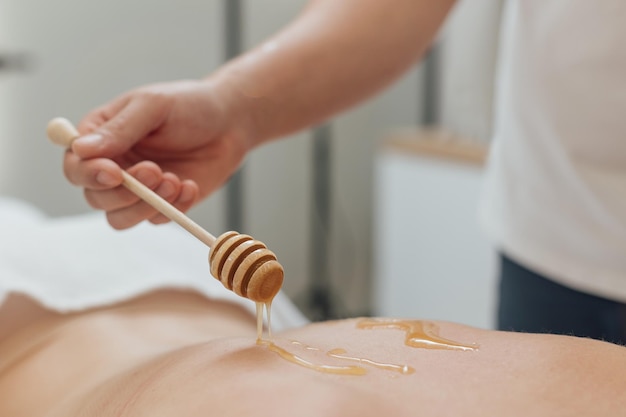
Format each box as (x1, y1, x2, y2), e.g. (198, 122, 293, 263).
(179, 185, 195, 203)
(159, 181, 176, 198)
(96, 170, 118, 186)
(135, 170, 159, 188)
(76, 133, 103, 147)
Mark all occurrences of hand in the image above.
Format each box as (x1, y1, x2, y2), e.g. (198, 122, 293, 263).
(63, 79, 252, 229)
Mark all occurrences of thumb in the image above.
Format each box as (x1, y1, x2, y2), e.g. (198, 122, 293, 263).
(72, 93, 169, 159)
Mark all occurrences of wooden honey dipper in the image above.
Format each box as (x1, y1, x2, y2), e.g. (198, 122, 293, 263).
(46, 117, 284, 303)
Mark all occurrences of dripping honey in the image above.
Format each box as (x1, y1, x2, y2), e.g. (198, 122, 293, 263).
(255, 301, 273, 341)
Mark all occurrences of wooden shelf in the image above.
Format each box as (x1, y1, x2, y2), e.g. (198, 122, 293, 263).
(380, 128, 488, 166)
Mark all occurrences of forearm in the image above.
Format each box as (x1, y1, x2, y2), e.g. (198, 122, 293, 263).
(208, 0, 455, 147)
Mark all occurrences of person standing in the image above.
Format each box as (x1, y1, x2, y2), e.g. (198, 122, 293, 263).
(62, 0, 626, 343)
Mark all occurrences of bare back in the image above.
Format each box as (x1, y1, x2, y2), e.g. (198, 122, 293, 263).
(1, 290, 624, 417)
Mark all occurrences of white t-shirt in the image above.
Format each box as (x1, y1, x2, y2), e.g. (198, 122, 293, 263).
(480, 0, 626, 301)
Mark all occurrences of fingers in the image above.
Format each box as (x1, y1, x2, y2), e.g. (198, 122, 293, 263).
(106, 179, 197, 229)
(72, 89, 171, 159)
(76, 93, 130, 135)
(63, 83, 202, 230)
(148, 180, 199, 225)
(83, 161, 164, 211)
(81, 161, 199, 230)
(63, 150, 124, 189)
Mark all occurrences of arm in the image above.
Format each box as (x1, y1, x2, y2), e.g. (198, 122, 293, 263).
(65, 0, 455, 228)
(210, 0, 455, 146)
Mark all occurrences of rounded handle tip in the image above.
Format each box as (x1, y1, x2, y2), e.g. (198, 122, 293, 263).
(47, 117, 80, 147)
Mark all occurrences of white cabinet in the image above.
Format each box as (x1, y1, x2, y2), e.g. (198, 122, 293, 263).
(373, 131, 497, 329)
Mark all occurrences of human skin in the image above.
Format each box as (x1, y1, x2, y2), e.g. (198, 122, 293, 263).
(62, 0, 456, 229)
(1, 290, 624, 417)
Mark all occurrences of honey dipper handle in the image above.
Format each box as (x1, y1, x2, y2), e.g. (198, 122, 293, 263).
(46, 117, 216, 247)
(119, 171, 216, 246)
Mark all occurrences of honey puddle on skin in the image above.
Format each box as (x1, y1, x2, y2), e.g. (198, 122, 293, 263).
(357, 318, 478, 352)
(257, 339, 367, 376)
(255, 307, 478, 376)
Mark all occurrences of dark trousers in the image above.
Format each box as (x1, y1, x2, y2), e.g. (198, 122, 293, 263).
(497, 253, 626, 346)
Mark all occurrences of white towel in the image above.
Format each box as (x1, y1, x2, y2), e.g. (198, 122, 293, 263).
(0, 197, 308, 331)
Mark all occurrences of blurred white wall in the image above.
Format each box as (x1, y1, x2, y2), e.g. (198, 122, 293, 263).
(0, 0, 501, 319)
(0, 0, 225, 227)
